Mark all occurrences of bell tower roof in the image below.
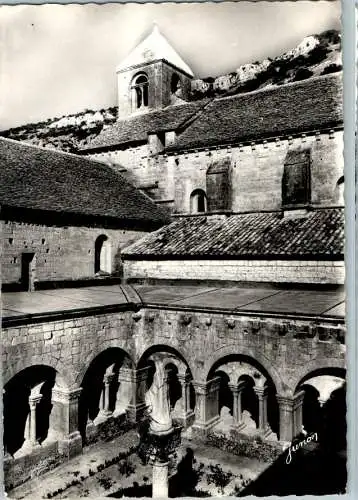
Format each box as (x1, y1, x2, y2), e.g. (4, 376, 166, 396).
(116, 24, 194, 77)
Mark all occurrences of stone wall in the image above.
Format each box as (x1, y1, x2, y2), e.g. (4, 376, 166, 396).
(3, 307, 345, 396)
(123, 259, 345, 285)
(88, 130, 343, 215)
(171, 130, 344, 214)
(3, 304, 345, 488)
(2, 221, 147, 286)
(90, 147, 172, 203)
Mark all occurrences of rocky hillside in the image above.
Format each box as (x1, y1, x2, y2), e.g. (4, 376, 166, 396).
(1, 29, 341, 153)
(191, 29, 341, 98)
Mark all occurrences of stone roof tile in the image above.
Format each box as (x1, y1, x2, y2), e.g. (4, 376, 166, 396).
(165, 73, 343, 153)
(0, 138, 169, 226)
(122, 208, 344, 258)
(82, 100, 208, 151)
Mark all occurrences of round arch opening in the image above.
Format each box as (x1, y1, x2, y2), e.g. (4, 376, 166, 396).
(4, 365, 57, 456)
(78, 347, 133, 443)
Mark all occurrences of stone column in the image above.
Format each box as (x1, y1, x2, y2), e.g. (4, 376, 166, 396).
(192, 378, 220, 434)
(28, 396, 42, 447)
(94, 363, 115, 422)
(3, 389, 12, 460)
(254, 387, 269, 433)
(277, 391, 305, 442)
(229, 381, 246, 430)
(102, 373, 115, 417)
(14, 382, 45, 457)
(277, 395, 295, 442)
(152, 460, 169, 498)
(174, 374, 194, 427)
(49, 385, 83, 458)
(119, 367, 149, 423)
(293, 391, 305, 437)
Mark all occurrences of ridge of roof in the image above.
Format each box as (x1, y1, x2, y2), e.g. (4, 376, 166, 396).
(165, 73, 343, 153)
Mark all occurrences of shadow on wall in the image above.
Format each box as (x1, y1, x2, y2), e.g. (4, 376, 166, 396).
(239, 385, 347, 496)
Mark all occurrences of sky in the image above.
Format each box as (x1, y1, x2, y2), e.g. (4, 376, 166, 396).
(0, 1, 341, 130)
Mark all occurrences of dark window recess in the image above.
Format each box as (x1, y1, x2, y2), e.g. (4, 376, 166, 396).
(171, 73, 180, 94)
(197, 193, 206, 212)
(157, 132, 166, 148)
(21, 253, 35, 292)
(282, 149, 311, 207)
(206, 159, 231, 212)
(190, 189, 207, 214)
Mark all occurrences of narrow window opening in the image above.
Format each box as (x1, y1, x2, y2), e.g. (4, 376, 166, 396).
(190, 189, 207, 214)
(95, 235, 112, 275)
(131, 74, 149, 111)
(21, 253, 36, 292)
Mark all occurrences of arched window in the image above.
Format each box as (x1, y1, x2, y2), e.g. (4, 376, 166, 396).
(131, 73, 149, 111)
(190, 189, 207, 214)
(95, 235, 112, 275)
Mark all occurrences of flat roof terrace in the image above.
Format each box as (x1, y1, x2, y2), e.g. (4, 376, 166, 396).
(2, 283, 345, 327)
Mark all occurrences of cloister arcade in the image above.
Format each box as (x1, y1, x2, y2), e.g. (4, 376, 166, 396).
(3, 346, 346, 464)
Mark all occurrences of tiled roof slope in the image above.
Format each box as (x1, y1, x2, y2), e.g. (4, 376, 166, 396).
(122, 208, 344, 258)
(82, 100, 209, 151)
(0, 138, 169, 225)
(166, 73, 343, 152)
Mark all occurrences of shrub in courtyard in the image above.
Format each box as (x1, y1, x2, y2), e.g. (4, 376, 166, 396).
(97, 475, 113, 490)
(117, 458, 136, 477)
(207, 432, 282, 462)
(206, 464, 233, 494)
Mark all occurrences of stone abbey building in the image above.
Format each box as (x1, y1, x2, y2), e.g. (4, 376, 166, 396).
(1, 26, 345, 490)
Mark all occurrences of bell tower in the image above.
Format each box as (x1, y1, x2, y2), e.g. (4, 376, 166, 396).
(116, 25, 194, 118)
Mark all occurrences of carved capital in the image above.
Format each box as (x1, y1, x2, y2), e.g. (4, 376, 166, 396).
(253, 386, 268, 400)
(52, 386, 82, 403)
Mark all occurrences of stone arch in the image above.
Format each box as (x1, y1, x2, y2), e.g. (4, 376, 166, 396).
(205, 350, 280, 437)
(4, 365, 58, 456)
(135, 343, 195, 377)
(74, 342, 135, 388)
(200, 344, 285, 393)
(294, 365, 346, 448)
(3, 355, 70, 389)
(212, 360, 268, 388)
(78, 346, 134, 442)
(136, 344, 196, 426)
(292, 361, 346, 397)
